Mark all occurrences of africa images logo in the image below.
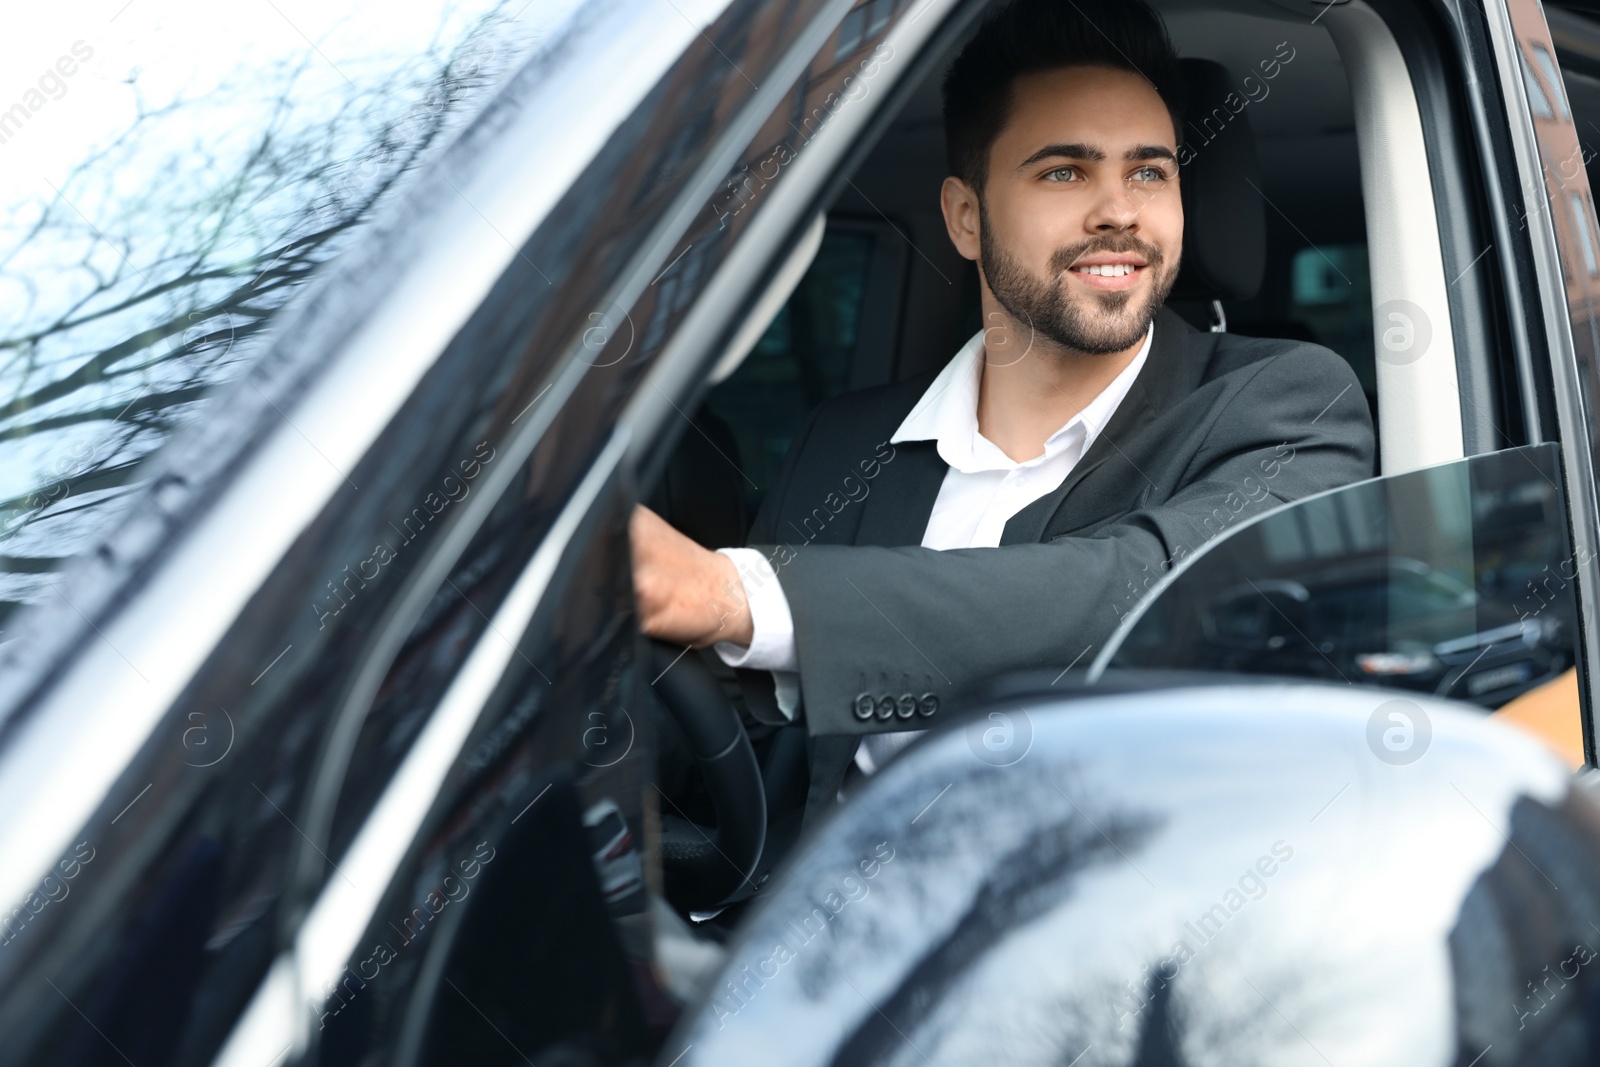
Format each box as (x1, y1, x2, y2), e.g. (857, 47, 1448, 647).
(965, 708, 1033, 767)
(1366, 698, 1432, 765)
(1374, 299, 1432, 367)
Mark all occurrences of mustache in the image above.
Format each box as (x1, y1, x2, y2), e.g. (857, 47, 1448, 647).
(1048, 236, 1166, 276)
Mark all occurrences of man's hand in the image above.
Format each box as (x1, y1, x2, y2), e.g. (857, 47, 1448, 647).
(629, 505, 754, 648)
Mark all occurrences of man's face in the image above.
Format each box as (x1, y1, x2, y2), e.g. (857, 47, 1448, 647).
(949, 65, 1183, 355)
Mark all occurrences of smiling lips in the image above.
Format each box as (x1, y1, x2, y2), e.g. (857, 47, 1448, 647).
(1067, 257, 1146, 292)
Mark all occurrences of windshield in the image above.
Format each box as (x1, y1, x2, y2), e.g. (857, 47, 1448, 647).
(0, 0, 567, 639)
(1096, 445, 1582, 713)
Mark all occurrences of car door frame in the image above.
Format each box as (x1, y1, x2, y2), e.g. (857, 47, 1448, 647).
(203, 0, 999, 1060)
(0, 0, 780, 1062)
(1481, 0, 1600, 767)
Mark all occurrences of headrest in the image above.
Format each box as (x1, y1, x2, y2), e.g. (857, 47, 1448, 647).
(1170, 58, 1267, 303)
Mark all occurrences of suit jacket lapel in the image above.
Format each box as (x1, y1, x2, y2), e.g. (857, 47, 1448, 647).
(999, 308, 1199, 546)
(853, 439, 947, 547)
(842, 308, 1207, 549)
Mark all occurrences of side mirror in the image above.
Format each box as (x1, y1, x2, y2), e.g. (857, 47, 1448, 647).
(665, 683, 1600, 1067)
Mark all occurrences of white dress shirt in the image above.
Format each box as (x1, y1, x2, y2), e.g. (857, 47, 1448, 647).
(714, 324, 1153, 734)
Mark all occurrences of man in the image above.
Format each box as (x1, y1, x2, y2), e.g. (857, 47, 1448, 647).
(631, 0, 1374, 813)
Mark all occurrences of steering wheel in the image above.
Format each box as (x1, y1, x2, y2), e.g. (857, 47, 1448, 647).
(649, 639, 766, 912)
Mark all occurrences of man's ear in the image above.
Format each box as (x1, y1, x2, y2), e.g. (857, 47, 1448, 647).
(940, 176, 981, 262)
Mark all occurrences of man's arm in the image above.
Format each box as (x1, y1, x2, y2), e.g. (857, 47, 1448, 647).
(762, 347, 1375, 735)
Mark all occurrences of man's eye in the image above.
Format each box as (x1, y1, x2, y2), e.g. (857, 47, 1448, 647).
(1044, 167, 1080, 182)
(1132, 166, 1169, 182)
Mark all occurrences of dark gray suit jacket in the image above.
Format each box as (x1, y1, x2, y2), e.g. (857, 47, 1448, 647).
(741, 307, 1376, 810)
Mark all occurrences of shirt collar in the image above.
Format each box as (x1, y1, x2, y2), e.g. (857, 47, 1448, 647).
(890, 323, 1154, 474)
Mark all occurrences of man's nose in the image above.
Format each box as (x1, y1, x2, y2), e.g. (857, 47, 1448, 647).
(1084, 180, 1141, 232)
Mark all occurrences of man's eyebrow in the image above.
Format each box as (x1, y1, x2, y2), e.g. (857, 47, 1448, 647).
(1017, 143, 1105, 168)
(1017, 143, 1178, 169)
(1126, 145, 1178, 163)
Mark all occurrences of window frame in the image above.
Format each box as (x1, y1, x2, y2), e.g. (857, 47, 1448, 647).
(1478, 0, 1600, 767)
(211, 0, 961, 1057)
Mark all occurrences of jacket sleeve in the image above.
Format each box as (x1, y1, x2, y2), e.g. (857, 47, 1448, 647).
(757, 346, 1376, 736)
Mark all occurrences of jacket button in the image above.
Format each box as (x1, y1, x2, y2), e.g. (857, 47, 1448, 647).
(917, 693, 938, 717)
(896, 693, 916, 719)
(875, 696, 896, 720)
(853, 693, 875, 720)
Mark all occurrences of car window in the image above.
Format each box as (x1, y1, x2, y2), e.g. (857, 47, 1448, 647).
(0, 0, 549, 638)
(1097, 445, 1586, 765)
(703, 218, 907, 519)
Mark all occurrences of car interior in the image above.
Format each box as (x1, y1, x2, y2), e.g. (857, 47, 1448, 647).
(624, 0, 1600, 962)
(643, 0, 1409, 930)
(655, 2, 1376, 543)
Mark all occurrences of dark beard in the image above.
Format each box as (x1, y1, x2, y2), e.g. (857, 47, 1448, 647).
(979, 203, 1177, 355)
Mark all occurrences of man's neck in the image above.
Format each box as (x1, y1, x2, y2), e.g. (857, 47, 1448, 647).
(975, 306, 1149, 463)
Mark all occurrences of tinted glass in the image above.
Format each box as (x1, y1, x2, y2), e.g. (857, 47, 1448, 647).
(0, 0, 550, 636)
(705, 227, 876, 516)
(1102, 446, 1583, 728)
(314, 470, 656, 1067)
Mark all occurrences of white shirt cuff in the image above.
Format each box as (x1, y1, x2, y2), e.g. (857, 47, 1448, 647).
(712, 548, 799, 672)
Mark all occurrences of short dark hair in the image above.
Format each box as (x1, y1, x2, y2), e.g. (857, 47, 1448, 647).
(942, 0, 1184, 193)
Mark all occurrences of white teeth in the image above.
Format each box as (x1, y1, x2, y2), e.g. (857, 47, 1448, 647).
(1074, 264, 1136, 276)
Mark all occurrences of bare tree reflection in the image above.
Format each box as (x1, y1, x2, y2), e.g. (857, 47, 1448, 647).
(0, 2, 524, 633)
